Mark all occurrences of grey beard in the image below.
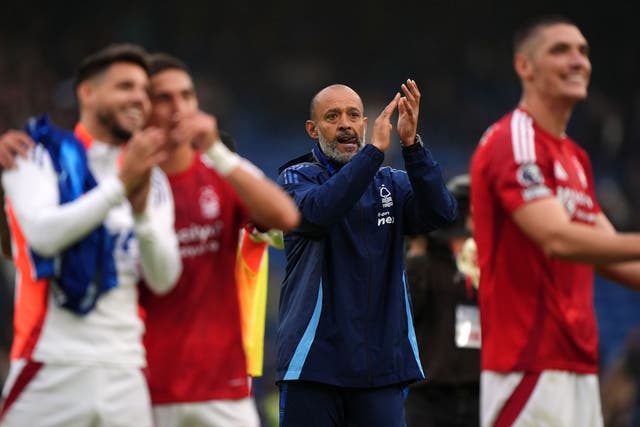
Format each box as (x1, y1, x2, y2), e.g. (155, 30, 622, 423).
(317, 129, 365, 165)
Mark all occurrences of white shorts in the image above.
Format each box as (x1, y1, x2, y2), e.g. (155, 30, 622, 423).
(152, 397, 260, 427)
(0, 359, 152, 427)
(481, 370, 603, 427)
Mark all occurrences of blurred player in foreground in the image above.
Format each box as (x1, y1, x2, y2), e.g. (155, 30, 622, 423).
(471, 15, 640, 427)
(0, 43, 181, 427)
(139, 52, 299, 427)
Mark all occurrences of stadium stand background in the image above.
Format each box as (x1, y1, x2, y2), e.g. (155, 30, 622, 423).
(2, 1, 640, 424)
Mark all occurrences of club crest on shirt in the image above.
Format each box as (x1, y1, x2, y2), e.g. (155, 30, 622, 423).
(554, 161, 568, 181)
(199, 186, 220, 219)
(516, 162, 544, 187)
(571, 157, 588, 189)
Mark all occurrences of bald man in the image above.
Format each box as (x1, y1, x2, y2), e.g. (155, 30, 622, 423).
(276, 81, 457, 426)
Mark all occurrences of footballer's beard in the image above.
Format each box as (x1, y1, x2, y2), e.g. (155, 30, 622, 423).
(317, 129, 365, 165)
(96, 107, 138, 143)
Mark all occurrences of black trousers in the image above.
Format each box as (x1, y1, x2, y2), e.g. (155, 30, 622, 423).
(405, 382, 479, 427)
(279, 380, 408, 427)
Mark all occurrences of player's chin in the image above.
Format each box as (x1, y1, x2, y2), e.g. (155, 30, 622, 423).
(339, 143, 359, 153)
(564, 85, 589, 100)
(557, 90, 587, 104)
(120, 114, 147, 133)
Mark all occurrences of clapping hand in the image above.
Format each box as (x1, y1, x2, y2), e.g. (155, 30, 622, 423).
(370, 93, 400, 152)
(119, 127, 167, 213)
(169, 110, 220, 151)
(396, 79, 421, 147)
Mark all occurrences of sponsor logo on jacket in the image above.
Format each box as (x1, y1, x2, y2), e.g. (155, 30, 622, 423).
(377, 185, 395, 226)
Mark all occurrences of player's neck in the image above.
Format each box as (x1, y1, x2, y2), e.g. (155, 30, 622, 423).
(160, 142, 195, 176)
(78, 114, 123, 146)
(519, 93, 575, 138)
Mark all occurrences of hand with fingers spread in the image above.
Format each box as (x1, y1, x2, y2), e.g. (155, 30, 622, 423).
(0, 130, 35, 170)
(169, 110, 220, 151)
(396, 79, 421, 146)
(370, 93, 400, 152)
(119, 127, 167, 211)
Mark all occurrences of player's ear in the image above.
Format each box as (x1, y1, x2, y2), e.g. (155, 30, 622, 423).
(514, 53, 532, 81)
(76, 81, 94, 107)
(306, 120, 319, 139)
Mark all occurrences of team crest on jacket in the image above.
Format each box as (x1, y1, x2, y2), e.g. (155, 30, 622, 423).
(377, 184, 395, 226)
(380, 184, 393, 208)
(199, 186, 220, 219)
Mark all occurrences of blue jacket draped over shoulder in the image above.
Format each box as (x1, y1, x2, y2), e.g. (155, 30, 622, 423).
(24, 114, 117, 315)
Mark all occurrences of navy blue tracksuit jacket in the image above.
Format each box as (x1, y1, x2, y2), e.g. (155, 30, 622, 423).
(276, 142, 457, 388)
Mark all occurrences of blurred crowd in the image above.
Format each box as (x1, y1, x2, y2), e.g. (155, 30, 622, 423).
(1, 3, 640, 425)
(2, 4, 639, 227)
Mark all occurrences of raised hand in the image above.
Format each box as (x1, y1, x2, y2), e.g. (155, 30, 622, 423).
(119, 127, 167, 212)
(396, 79, 421, 146)
(0, 130, 34, 170)
(370, 93, 400, 152)
(169, 110, 220, 151)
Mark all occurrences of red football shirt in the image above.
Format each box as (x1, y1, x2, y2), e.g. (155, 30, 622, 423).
(470, 107, 601, 374)
(140, 154, 250, 403)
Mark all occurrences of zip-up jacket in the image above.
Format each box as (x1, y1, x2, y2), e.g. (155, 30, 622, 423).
(276, 142, 457, 387)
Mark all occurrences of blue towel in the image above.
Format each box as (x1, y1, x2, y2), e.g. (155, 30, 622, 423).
(25, 114, 117, 315)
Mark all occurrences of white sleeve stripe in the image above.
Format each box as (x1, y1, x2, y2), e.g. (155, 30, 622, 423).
(525, 113, 536, 161)
(510, 113, 521, 163)
(510, 110, 536, 164)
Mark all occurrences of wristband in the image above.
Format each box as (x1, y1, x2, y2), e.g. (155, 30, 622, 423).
(205, 140, 241, 176)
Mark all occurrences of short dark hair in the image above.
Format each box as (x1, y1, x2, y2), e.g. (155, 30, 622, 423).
(148, 52, 190, 77)
(513, 14, 577, 54)
(74, 43, 150, 89)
